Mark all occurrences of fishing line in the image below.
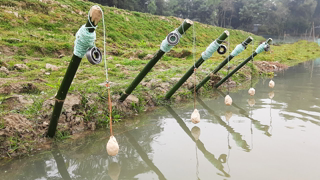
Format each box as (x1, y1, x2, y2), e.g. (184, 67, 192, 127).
(193, 23, 197, 110)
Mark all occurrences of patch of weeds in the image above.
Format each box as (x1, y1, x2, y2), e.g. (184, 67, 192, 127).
(23, 96, 44, 118)
(0, 119, 5, 129)
(122, 59, 144, 66)
(0, 72, 7, 78)
(21, 83, 40, 94)
(137, 52, 148, 59)
(55, 130, 71, 141)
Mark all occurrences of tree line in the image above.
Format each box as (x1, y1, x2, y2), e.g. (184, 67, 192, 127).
(91, 0, 320, 36)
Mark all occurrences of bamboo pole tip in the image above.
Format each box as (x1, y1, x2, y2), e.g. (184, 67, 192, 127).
(248, 36, 253, 40)
(185, 19, 194, 25)
(224, 30, 230, 36)
(266, 38, 273, 44)
(90, 5, 103, 25)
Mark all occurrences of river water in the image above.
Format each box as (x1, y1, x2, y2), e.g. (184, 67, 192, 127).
(1, 59, 320, 180)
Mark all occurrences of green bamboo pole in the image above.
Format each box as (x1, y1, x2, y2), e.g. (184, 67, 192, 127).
(119, 20, 193, 102)
(214, 38, 273, 88)
(195, 36, 253, 91)
(165, 106, 230, 177)
(196, 97, 250, 151)
(47, 6, 101, 137)
(165, 30, 229, 100)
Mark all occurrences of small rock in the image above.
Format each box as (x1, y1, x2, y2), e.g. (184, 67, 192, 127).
(45, 72, 50, 75)
(14, 64, 28, 70)
(107, 56, 114, 60)
(115, 64, 122, 68)
(126, 95, 139, 104)
(0, 67, 9, 75)
(58, 54, 65, 58)
(46, 63, 59, 71)
(91, 122, 96, 131)
(13, 12, 18, 18)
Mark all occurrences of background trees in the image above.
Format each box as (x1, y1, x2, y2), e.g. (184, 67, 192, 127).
(90, 0, 319, 36)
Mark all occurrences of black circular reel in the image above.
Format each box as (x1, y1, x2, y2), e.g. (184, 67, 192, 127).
(167, 32, 180, 46)
(86, 47, 102, 65)
(217, 44, 227, 55)
(264, 44, 270, 52)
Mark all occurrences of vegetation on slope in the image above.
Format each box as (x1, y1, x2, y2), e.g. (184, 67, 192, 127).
(0, 0, 320, 158)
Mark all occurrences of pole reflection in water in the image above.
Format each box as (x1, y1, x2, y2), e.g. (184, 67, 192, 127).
(191, 126, 201, 180)
(108, 161, 121, 180)
(216, 89, 272, 136)
(247, 98, 255, 149)
(165, 105, 230, 178)
(196, 97, 251, 152)
(124, 131, 167, 180)
(51, 148, 72, 180)
(268, 91, 274, 135)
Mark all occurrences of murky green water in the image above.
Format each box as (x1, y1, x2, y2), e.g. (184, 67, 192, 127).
(1, 59, 320, 180)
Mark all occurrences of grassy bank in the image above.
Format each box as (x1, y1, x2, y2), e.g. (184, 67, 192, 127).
(1, 0, 320, 159)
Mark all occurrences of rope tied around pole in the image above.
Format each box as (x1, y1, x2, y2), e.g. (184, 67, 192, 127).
(201, 40, 220, 60)
(230, 44, 245, 57)
(73, 25, 96, 58)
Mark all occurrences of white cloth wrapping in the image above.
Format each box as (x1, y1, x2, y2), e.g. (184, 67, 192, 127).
(191, 109, 200, 124)
(107, 136, 119, 156)
(269, 80, 275, 88)
(248, 88, 255, 96)
(225, 95, 232, 106)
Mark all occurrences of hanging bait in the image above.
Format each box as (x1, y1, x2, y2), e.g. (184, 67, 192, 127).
(248, 87, 255, 96)
(269, 80, 275, 88)
(191, 109, 200, 124)
(225, 95, 232, 106)
(107, 136, 119, 156)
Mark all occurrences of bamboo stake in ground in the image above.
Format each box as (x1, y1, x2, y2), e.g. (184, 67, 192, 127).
(195, 36, 253, 92)
(214, 38, 273, 88)
(165, 30, 229, 100)
(46, 6, 102, 138)
(119, 20, 193, 102)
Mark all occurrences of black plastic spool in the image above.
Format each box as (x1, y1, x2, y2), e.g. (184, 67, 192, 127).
(264, 44, 270, 52)
(217, 44, 227, 55)
(86, 47, 102, 65)
(167, 32, 180, 46)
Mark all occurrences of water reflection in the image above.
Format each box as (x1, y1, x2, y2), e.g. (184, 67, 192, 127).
(51, 148, 72, 180)
(124, 131, 166, 180)
(108, 162, 121, 180)
(196, 97, 250, 152)
(216, 90, 272, 136)
(165, 106, 230, 178)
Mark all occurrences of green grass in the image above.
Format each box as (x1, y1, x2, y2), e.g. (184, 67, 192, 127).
(1, 0, 320, 158)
